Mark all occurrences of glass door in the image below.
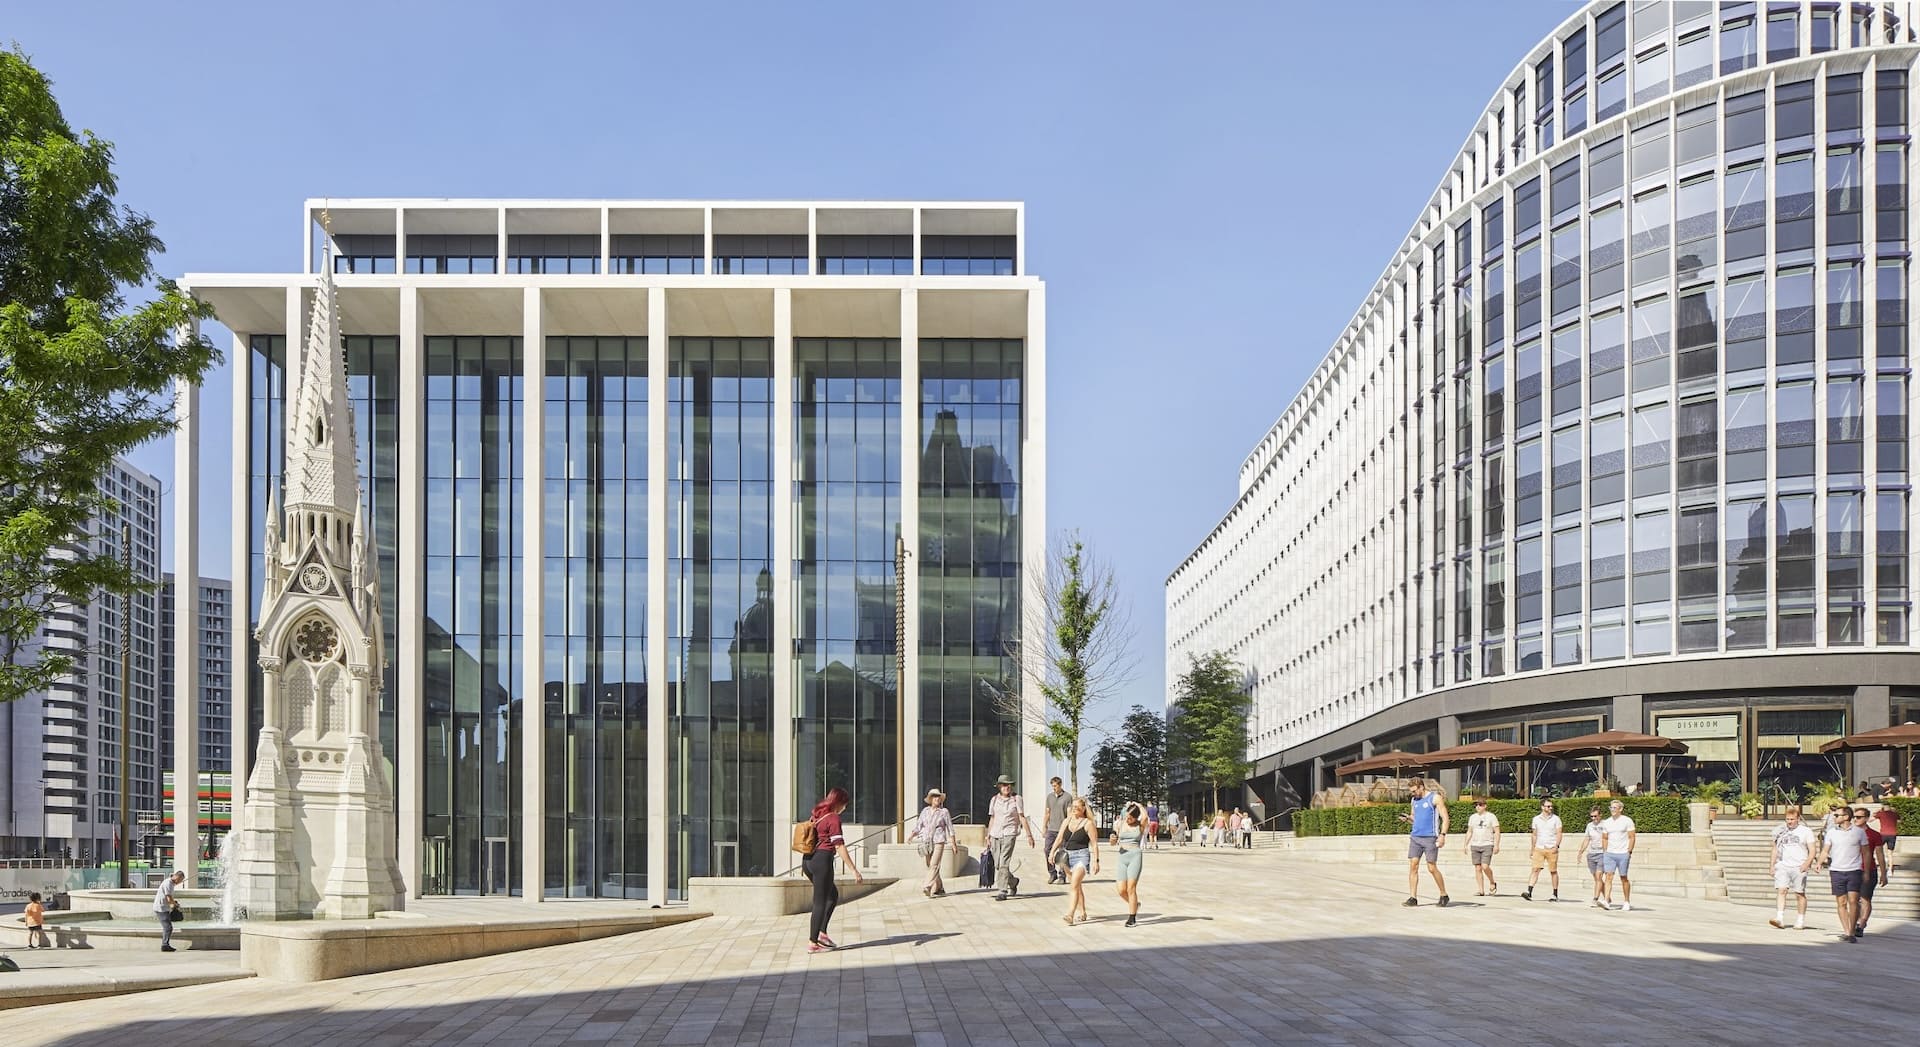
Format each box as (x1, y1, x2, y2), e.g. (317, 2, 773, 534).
(482, 836, 509, 895)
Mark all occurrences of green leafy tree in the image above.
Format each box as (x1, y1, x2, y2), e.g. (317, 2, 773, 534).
(0, 48, 217, 704)
(990, 533, 1132, 795)
(1088, 705, 1169, 819)
(1169, 651, 1253, 811)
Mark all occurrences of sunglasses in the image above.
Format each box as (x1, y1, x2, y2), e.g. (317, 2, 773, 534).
(1853, 813, 1869, 820)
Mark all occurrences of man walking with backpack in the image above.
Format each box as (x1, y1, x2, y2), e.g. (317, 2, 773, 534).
(988, 774, 1035, 901)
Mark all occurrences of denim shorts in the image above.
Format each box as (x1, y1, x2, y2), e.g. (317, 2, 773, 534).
(1064, 848, 1091, 872)
(1602, 852, 1631, 876)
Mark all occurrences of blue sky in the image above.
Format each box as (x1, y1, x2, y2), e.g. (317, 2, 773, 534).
(10, 0, 1578, 726)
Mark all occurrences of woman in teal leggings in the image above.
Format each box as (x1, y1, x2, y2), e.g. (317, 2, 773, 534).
(1112, 802, 1148, 926)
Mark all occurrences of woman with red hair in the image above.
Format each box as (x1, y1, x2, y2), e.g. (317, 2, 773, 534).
(805, 786, 862, 952)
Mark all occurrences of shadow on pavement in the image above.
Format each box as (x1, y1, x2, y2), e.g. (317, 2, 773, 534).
(20, 922, 1920, 1046)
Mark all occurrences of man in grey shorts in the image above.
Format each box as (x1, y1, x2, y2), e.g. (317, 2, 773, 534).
(1399, 780, 1450, 908)
(1466, 798, 1501, 896)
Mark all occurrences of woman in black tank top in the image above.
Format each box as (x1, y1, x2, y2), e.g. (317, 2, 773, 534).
(1046, 796, 1100, 925)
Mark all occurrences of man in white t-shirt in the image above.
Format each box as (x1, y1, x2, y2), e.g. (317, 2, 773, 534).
(1817, 805, 1869, 942)
(1466, 800, 1502, 896)
(1577, 806, 1607, 906)
(1598, 800, 1636, 911)
(1768, 806, 1816, 930)
(1522, 799, 1563, 902)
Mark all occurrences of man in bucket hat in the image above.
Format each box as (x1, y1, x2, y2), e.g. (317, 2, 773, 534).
(987, 774, 1035, 901)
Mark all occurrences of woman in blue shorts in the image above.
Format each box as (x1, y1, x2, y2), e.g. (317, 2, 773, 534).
(1048, 796, 1099, 925)
(1112, 801, 1149, 926)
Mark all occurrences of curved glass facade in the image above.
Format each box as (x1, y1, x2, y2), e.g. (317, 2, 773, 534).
(1168, 2, 1920, 795)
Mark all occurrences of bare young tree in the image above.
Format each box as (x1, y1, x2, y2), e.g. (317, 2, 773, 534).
(986, 532, 1135, 795)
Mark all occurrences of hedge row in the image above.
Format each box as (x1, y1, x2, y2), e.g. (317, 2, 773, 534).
(1293, 796, 1689, 838)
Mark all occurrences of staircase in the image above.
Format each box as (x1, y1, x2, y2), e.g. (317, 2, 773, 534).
(1711, 819, 1920, 921)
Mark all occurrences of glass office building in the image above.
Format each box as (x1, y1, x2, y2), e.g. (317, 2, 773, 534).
(1168, 1, 1920, 813)
(184, 200, 1046, 900)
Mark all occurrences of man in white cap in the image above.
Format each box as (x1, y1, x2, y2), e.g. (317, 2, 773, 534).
(987, 774, 1035, 901)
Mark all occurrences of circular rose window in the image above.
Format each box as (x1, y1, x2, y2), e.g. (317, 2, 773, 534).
(294, 617, 339, 663)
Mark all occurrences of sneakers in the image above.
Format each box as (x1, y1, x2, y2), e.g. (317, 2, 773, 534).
(1592, 898, 1606, 908)
(1521, 887, 1533, 901)
(1403, 897, 1418, 907)
(1550, 893, 1560, 902)
(1488, 882, 1498, 895)
(993, 891, 1009, 901)
(1620, 902, 1632, 912)
(1009, 875, 1020, 897)
(160, 946, 177, 953)
(1843, 934, 1857, 943)
(1124, 914, 1137, 927)
(1436, 895, 1450, 908)
(1794, 921, 1805, 929)
(1769, 917, 1786, 929)
(1855, 924, 1868, 938)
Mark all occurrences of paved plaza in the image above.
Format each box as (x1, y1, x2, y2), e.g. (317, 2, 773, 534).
(8, 843, 1915, 1045)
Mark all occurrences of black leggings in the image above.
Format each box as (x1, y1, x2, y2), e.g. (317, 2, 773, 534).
(806, 848, 839, 941)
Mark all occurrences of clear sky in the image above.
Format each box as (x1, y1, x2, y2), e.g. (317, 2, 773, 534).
(9, 0, 1580, 734)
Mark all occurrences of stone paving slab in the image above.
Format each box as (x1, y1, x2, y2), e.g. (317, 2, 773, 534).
(5, 841, 1915, 1044)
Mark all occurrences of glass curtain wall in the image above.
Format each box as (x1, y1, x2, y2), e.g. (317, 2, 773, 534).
(423, 336, 523, 895)
(793, 339, 902, 826)
(918, 339, 1022, 824)
(246, 335, 288, 770)
(343, 337, 401, 765)
(542, 336, 648, 898)
(668, 337, 774, 892)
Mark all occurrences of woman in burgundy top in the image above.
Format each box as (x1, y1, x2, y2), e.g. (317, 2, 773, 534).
(806, 786, 863, 952)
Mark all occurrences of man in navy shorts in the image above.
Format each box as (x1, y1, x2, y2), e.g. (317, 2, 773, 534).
(1819, 805, 1868, 942)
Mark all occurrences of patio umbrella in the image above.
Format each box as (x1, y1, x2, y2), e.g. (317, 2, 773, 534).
(1334, 750, 1432, 779)
(1533, 730, 1690, 788)
(1819, 721, 1920, 784)
(1409, 739, 1544, 798)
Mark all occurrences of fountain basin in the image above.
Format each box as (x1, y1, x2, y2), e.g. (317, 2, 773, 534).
(65, 888, 225, 923)
(2, 907, 240, 952)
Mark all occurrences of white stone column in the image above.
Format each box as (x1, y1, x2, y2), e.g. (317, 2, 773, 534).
(646, 287, 670, 901)
(521, 287, 546, 901)
(171, 329, 201, 872)
(229, 330, 252, 815)
(1021, 286, 1048, 800)
(771, 288, 795, 860)
(396, 287, 425, 896)
(898, 290, 921, 816)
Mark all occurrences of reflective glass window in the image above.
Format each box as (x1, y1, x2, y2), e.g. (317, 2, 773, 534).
(1515, 177, 1542, 241)
(1678, 503, 1720, 650)
(1591, 204, 1626, 300)
(1725, 496, 1769, 649)
(1878, 375, 1909, 483)
(1482, 200, 1505, 260)
(1828, 145, 1864, 248)
(1632, 403, 1672, 508)
(1877, 259, 1907, 362)
(1777, 382, 1816, 480)
(1631, 189, 1670, 293)
(1776, 268, 1816, 375)
(1674, 29, 1712, 91)
(1776, 80, 1815, 146)
(1591, 309, 1627, 406)
(1725, 274, 1767, 380)
(1828, 73, 1863, 136)
(1724, 163, 1766, 265)
(1632, 0, 1668, 46)
(1551, 223, 1582, 323)
(1675, 101, 1716, 167)
(1776, 153, 1817, 257)
(1878, 70, 1908, 132)
(1552, 425, 1584, 519)
(1876, 144, 1907, 250)
(1551, 323, 1582, 422)
(1677, 396, 1719, 494)
(1597, 68, 1627, 122)
(1725, 90, 1766, 153)
(1551, 157, 1582, 224)
(1517, 533, 1544, 630)
(1676, 286, 1717, 384)
(1565, 27, 1588, 90)
(1725, 387, 1770, 487)
(1721, 13, 1757, 75)
(1631, 119, 1670, 184)
(1828, 376, 1865, 485)
(1829, 262, 1865, 366)
(1597, 3, 1628, 65)
(1592, 415, 1628, 511)
(1516, 337, 1544, 431)
(1516, 246, 1542, 334)
(1829, 490, 1864, 644)
(1517, 438, 1544, 529)
(1876, 490, 1908, 644)
(1766, 7, 1800, 62)
(1811, 4, 1838, 52)
(1675, 176, 1717, 284)
(1591, 136, 1625, 201)
(1634, 48, 1669, 106)
(1484, 356, 1506, 447)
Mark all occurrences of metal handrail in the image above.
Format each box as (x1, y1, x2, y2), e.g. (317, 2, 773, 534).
(775, 818, 909, 878)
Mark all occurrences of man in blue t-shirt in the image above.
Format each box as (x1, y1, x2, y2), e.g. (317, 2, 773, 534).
(1399, 780, 1451, 908)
